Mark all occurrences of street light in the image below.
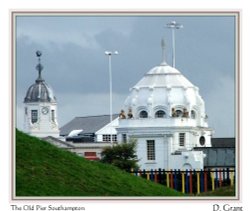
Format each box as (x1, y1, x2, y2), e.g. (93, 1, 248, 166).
(105, 51, 118, 144)
(166, 21, 183, 68)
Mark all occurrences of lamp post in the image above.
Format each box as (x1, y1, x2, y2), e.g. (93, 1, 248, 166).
(105, 51, 118, 144)
(166, 21, 183, 68)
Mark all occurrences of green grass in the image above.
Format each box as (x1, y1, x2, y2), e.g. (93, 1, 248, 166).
(16, 129, 184, 197)
(197, 185, 235, 197)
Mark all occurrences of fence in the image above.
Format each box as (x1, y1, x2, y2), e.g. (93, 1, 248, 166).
(130, 168, 235, 194)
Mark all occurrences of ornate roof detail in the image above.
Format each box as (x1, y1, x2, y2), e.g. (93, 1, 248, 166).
(24, 51, 56, 103)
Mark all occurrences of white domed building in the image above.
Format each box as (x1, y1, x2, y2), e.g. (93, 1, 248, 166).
(23, 51, 60, 138)
(116, 40, 213, 170)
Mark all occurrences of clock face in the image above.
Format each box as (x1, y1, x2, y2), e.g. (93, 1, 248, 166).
(41, 107, 49, 115)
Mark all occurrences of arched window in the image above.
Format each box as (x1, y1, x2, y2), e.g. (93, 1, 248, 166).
(176, 109, 183, 117)
(199, 136, 206, 146)
(139, 110, 148, 118)
(155, 110, 166, 118)
(191, 110, 196, 119)
(182, 163, 192, 170)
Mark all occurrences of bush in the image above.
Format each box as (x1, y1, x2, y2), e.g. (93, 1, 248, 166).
(101, 140, 139, 172)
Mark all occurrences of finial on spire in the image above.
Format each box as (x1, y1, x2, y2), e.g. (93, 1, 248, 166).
(36, 50, 42, 57)
(35, 50, 44, 82)
(160, 38, 167, 66)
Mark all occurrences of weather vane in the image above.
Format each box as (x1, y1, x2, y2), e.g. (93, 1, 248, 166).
(35, 50, 44, 81)
(161, 38, 167, 65)
(36, 50, 42, 57)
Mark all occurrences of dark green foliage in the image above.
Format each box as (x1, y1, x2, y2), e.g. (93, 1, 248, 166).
(100, 140, 139, 172)
(15, 129, 183, 197)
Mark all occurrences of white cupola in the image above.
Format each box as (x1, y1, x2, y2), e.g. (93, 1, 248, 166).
(117, 39, 213, 170)
(23, 51, 60, 138)
(123, 39, 208, 128)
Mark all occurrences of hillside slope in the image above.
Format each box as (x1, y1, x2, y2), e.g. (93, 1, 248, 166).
(16, 130, 183, 197)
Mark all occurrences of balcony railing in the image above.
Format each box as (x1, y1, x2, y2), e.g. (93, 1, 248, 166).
(119, 117, 198, 128)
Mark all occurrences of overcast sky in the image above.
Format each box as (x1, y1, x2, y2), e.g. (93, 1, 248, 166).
(15, 14, 236, 137)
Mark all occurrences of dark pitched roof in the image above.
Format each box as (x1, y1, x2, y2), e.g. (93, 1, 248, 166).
(211, 138, 235, 148)
(60, 114, 119, 136)
(195, 137, 236, 167)
(194, 147, 235, 167)
(42, 136, 74, 148)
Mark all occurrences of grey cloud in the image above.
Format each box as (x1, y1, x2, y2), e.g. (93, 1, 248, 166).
(16, 15, 236, 137)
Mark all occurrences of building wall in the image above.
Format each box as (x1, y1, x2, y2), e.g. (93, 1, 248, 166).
(168, 151, 204, 170)
(134, 133, 206, 170)
(136, 136, 167, 170)
(24, 102, 59, 137)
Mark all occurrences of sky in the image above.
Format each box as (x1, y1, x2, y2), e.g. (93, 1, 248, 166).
(15, 14, 236, 137)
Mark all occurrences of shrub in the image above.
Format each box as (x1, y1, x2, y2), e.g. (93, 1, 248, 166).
(101, 140, 139, 172)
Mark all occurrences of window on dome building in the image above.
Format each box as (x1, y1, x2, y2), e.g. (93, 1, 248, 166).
(199, 136, 206, 146)
(176, 110, 183, 117)
(147, 140, 155, 160)
(191, 110, 196, 119)
(122, 134, 127, 143)
(25, 107, 28, 115)
(155, 110, 166, 118)
(51, 110, 55, 122)
(139, 110, 148, 118)
(31, 110, 38, 123)
(179, 133, 185, 147)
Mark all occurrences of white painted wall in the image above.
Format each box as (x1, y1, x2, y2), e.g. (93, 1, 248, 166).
(134, 134, 206, 170)
(24, 102, 60, 137)
(95, 118, 119, 142)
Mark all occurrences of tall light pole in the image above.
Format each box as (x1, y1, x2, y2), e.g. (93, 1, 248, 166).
(166, 21, 183, 68)
(105, 51, 118, 144)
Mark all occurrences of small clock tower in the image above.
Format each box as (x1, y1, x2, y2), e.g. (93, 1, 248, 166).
(23, 51, 60, 138)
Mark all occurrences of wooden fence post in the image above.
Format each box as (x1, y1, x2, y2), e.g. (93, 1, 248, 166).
(219, 168, 222, 188)
(158, 168, 162, 184)
(204, 169, 208, 192)
(154, 169, 158, 183)
(146, 171, 150, 180)
(166, 171, 170, 188)
(182, 171, 185, 194)
(211, 171, 215, 191)
(230, 170, 234, 186)
(215, 169, 218, 188)
(150, 169, 154, 181)
(226, 168, 230, 185)
(185, 169, 189, 194)
(170, 169, 174, 189)
(174, 169, 177, 190)
(197, 171, 200, 194)
(222, 168, 225, 185)
(142, 169, 146, 179)
(200, 170, 204, 193)
(189, 169, 193, 194)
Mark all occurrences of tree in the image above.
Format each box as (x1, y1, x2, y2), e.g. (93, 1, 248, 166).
(101, 140, 139, 172)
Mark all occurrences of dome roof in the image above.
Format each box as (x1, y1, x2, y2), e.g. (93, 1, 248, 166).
(122, 40, 207, 126)
(24, 51, 56, 103)
(124, 63, 202, 109)
(24, 80, 56, 103)
(134, 64, 195, 89)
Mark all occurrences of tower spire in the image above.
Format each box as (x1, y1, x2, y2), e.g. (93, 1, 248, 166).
(35, 50, 44, 82)
(160, 38, 167, 66)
